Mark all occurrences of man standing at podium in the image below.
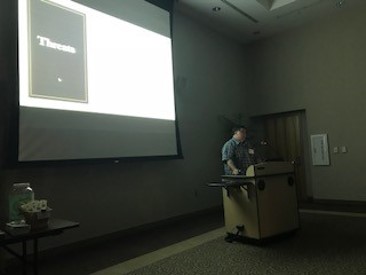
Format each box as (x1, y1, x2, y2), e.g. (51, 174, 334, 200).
(222, 126, 260, 175)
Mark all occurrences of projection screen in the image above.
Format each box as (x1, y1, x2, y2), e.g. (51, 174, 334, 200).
(17, 0, 179, 162)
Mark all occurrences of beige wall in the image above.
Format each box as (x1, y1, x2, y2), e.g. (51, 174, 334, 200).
(246, 4, 366, 201)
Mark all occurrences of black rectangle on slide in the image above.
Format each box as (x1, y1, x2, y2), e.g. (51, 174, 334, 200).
(29, 0, 87, 102)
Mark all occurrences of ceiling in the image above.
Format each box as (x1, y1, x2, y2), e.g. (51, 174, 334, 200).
(175, 0, 359, 44)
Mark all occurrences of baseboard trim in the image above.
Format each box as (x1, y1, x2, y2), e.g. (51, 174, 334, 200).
(299, 209, 366, 218)
(299, 198, 366, 213)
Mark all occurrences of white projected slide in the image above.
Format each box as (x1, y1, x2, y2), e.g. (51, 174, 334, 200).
(18, 0, 175, 120)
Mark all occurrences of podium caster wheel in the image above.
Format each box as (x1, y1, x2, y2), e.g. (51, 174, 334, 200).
(225, 235, 234, 243)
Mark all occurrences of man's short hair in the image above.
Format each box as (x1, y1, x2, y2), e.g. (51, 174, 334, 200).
(232, 125, 247, 135)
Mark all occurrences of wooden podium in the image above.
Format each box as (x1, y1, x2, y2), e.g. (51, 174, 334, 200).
(219, 162, 299, 243)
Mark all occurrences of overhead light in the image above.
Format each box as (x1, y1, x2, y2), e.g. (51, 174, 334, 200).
(212, 6, 221, 12)
(336, 0, 346, 8)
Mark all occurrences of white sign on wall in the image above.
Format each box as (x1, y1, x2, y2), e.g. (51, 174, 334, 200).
(310, 134, 330, 166)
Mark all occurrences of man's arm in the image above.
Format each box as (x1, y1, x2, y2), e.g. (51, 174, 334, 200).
(222, 140, 240, 175)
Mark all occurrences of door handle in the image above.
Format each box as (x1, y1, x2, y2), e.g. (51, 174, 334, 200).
(292, 156, 301, 166)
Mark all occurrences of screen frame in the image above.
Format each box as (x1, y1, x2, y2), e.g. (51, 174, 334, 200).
(4, 0, 182, 168)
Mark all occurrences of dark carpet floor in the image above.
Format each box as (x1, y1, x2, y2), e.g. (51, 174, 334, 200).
(126, 212, 366, 275)
(2, 202, 366, 275)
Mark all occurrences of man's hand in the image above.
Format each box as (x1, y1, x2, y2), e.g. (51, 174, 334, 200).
(232, 168, 240, 175)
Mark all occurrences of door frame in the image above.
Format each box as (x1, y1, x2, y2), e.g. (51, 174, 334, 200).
(250, 109, 312, 203)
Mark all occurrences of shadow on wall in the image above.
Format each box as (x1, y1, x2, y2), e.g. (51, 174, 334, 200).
(218, 113, 249, 133)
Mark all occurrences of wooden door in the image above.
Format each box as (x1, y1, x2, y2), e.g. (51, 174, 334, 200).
(252, 111, 308, 202)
